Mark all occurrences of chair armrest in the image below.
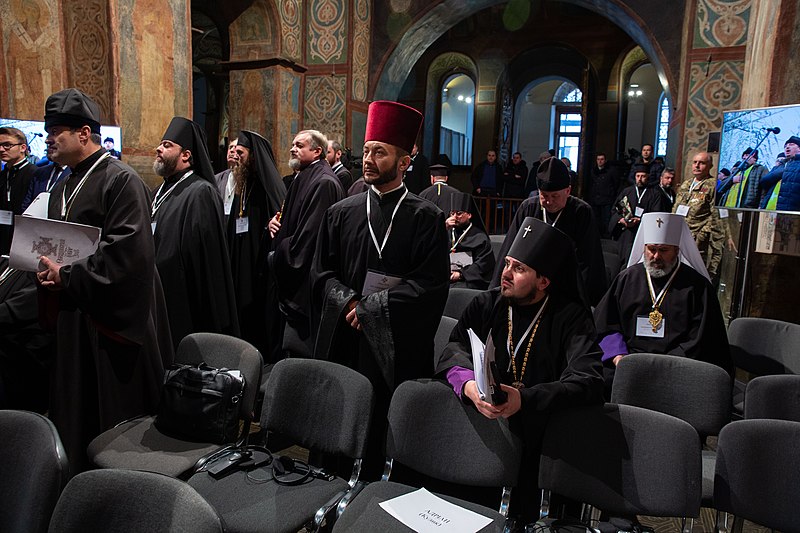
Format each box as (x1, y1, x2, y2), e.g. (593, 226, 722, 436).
(336, 480, 368, 519)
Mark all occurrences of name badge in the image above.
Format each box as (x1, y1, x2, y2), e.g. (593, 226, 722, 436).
(634, 206, 645, 217)
(362, 269, 402, 296)
(636, 315, 665, 338)
(224, 199, 233, 215)
(718, 208, 729, 219)
(0, 210, 13, 225)
(737, 212, 743, 222)
(235, 216, 249, 234)
(676, 204, 690, 217)
(151, 222, 157, 234)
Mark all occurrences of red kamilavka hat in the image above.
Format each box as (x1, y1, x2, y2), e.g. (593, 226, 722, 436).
(365, 100, 423, 154)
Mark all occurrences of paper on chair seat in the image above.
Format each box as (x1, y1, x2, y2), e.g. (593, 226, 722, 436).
(9, 215, 101, 271)
(379, 487, 494, 533)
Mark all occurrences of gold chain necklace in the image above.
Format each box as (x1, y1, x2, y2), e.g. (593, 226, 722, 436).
(645, 261, 681, 333)
(507, 298, 548, 389)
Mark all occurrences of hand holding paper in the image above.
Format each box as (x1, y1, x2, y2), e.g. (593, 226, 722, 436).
(38, 255, 63, 289)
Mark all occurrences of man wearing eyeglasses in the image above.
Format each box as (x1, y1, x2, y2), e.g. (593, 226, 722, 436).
(0, 127, 36, 254)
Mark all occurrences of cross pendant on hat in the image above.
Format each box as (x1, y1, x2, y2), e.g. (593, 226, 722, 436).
(656, 217, 664, 228)
(522, 225, 532, 238)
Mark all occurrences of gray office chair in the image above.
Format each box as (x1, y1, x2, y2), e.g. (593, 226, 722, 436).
(0, 410, 69, 533)
(433, 315, 458, 370)
(187, 358, 374, 533)
(88, 333, 262, 478)
(48, 469, 224, 533)
(539, 404, 701, 532)
(333, 379, 522, 532)
(744, 374, 800, 422)
(714, 419, 800, 533)
(611, 353, 730, 504)
(443, 287, 483, 319)
(728, 317, 800, 417)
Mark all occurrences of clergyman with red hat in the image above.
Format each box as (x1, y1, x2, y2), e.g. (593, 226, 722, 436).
(312, 100, 450, 477)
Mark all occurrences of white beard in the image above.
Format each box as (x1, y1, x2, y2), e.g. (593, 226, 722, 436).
(645, 256, 679, 278)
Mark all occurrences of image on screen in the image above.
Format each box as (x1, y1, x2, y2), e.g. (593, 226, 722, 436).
(718, 104, 800, 213)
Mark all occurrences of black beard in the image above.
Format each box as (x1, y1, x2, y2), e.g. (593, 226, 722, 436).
(363, 165, 397, 186)
(232, 160, 251, 194)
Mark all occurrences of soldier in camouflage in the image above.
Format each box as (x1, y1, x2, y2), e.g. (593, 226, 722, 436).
(673, 151, 726, 283)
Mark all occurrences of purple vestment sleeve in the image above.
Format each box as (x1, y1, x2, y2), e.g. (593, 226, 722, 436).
(599, 332, 628, 362)
(446, 366, 475, 399)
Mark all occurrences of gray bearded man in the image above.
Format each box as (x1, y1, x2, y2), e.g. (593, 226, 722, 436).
(594, 212, 733, 391)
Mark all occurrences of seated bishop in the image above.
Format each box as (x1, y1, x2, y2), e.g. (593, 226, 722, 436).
(594, 212, 733, 391)
(436, 216, 603, 521)
(447, 191, 495, 290)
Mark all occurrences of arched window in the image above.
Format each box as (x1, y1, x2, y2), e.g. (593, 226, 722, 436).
(553, 82, 582, 166)
(656, 92, 670, 157)
(440, 74, 475, 166)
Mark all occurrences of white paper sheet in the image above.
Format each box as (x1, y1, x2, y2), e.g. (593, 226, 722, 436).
(9, 215, 101, 272)
(467, 328, 488, 401)
(22, 192, 50, 219)
(379, 487, 494, 533)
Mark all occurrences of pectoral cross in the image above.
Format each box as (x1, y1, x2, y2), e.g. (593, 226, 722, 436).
(656, 217, 663, 228)
(522, 225, 532, 238)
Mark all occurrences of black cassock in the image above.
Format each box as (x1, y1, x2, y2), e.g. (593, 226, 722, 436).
(312, 186, 450, 475)
(0, 159, 36, 254)
(593, 262, 733, 382)
(609, 184, 665, 264)
(0, 258, 53, 413)
(449, 224, 495, 290)
(227, 173, 284, 356)
(490, 195, 607, 306)
(418, 181, 453, 207)
(435, 288, 603, 509)
(271, 160, 344, 356)
(43, 149, 173, 472)
(152, 172, 239, 348)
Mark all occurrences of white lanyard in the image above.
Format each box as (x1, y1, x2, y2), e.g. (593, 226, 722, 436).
(541, 208, 563, 227)
(46, 166, 65, 192)
(450, 223, 472, 252)
(636, 187, 647, 203)
(645, 261, 681, 310)
(662, 187, 673, 204)
(151, 170, 193, 219)
(366, 188, 408, 260)
(0, 266, 14, 286)
(61, 152, 111, 218)
(688, 179, 702, 195)
(506, 296, 549, 361)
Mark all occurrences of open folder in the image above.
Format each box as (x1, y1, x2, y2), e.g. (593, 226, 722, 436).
(466, 328, 507, 405)
(9, 215, 101, 272)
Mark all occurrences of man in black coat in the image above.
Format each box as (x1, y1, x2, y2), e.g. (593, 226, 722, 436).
(268, 130, 344, 357)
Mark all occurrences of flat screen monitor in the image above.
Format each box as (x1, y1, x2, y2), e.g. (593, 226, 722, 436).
(0, 118, 122, 168)
(718, 104, 800, 214)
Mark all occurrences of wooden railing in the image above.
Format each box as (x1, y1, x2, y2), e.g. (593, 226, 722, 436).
(473, 195, 525, 235)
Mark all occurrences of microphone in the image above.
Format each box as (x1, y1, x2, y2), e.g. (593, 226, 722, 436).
(765, 127, 781, 134)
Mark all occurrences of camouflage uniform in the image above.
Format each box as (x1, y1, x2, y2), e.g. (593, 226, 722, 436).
(673, 176, 725, 280)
